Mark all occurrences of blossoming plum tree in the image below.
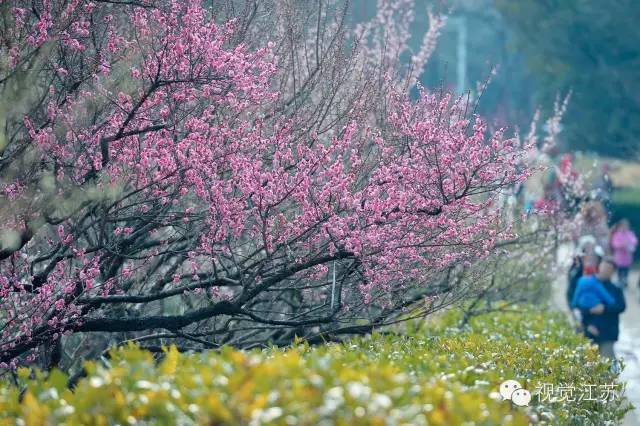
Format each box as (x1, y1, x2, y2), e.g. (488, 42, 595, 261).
(0, 0, 529, 368)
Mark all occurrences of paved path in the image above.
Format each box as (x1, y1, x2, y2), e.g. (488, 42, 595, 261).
(616, 282, 640, 426)
(551, 246, 639, 424)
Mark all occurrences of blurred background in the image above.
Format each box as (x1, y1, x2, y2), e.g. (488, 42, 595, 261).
(352, 0, 640, 258)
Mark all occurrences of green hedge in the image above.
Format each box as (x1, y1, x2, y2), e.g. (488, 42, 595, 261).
(0, 306, 630, 425)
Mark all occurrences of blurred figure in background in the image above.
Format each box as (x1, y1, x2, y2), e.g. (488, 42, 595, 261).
(575, 201, 610, 251)
(567, 249, 585, 311)
(572, 235, 605, 277)
(567, 238, 601, 307)
(568, 237, 605, 333)
(610, 218, 637, 289)
(593, 164, 614, 219)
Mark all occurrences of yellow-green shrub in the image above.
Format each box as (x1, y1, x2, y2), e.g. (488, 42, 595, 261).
(0, 306, 629, 425)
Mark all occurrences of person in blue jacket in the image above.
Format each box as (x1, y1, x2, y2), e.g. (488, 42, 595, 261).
(571, 271, 615, 310)
(572, 257, 626, 359)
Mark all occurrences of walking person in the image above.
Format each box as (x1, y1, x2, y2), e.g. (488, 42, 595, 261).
(572, 257, 626, 359)
(610, 218, 637, 289)
(573, 235, 605, 277)
(579, 201, 610, 251)
(566, 239, 600, 304)
(567, 252, 584, 310)
(593, 164, 614, 219)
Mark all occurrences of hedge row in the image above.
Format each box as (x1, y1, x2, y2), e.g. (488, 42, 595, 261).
(0, 306, 630, 425)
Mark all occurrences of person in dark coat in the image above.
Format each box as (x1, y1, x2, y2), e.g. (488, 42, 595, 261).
(579, 257, 626, 359)
(567, 254, 583, 310)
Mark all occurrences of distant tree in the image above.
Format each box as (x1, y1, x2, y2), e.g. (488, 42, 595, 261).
(496, 0, 640, 158)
